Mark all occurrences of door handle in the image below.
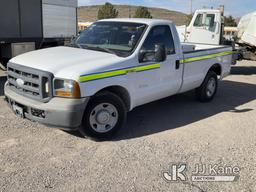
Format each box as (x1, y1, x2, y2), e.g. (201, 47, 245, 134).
(175, 60, 180, 69)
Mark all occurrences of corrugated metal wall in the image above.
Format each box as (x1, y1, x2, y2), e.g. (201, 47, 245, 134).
(42, 0, 77, 38)
(42, 4, 77, 38)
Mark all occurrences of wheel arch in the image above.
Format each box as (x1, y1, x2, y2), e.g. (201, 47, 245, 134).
(208, 63, 222, 77)
(94, 85, 131, 112)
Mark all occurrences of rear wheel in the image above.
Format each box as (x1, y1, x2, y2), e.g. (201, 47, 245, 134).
(79, 91, 127, 139)
(196, 71, 218, 102)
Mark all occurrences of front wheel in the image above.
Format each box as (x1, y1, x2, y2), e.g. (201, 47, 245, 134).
(195, 71, 218, 102)
(79, 91, 127, 139)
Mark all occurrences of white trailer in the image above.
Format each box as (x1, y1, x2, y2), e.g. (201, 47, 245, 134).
(237, 11, 256, 46)
(236, 11, 256, 60)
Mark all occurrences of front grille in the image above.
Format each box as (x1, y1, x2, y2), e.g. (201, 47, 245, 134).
(7, 63, 53, 102)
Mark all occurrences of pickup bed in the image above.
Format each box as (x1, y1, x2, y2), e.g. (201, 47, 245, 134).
(4, 18, 234, 139)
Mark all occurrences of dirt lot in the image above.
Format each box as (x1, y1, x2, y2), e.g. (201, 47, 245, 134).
(0, 61, 255, 192)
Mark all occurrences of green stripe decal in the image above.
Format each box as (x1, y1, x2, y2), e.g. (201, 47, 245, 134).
(79, 63, 160, 83)
(135, 63, 161, 72)
(79, 51, 235, 82)
(181, 51, 235, 64)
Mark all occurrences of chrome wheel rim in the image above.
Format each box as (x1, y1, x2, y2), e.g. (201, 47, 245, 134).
(89, 103, 118, 133)
(206, 77, 216, 97)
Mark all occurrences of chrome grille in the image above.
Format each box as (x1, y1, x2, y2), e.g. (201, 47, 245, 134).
(7, 63, 53, 102)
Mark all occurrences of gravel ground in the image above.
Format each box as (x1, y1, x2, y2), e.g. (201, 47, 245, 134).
(0, 61, 255, 192)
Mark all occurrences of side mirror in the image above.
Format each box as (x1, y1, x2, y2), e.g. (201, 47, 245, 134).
(139, 44, 167, 63)
(154, 44, 166, 62)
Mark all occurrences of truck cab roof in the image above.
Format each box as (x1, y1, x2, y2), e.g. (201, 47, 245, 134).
(99, 18, 174, 26)
(194, 9, 221, 14)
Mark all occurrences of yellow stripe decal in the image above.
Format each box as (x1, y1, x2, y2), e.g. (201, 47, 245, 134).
(79, 63, 160, 82)
(80, 51, 235, 82)
(135, 63, 161, 72)
(180, 51, 235, 64)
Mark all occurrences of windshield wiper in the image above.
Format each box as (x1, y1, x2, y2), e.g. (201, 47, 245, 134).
(68, 43, 83, 49)
(80, 45, 118, 56)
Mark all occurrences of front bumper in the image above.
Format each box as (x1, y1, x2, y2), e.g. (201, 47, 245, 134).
(4, 85, 89, 130)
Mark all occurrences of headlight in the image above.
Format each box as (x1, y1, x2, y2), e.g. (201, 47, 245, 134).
(53, 79, 81, 98)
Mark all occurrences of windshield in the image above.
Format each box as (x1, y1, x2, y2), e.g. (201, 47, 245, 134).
(75, 21, 147, 57)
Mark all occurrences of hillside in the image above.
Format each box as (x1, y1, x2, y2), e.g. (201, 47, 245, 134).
(78, 5, 188, 26)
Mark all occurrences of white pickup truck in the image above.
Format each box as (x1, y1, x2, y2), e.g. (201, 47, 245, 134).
(4, 19, 234, 139)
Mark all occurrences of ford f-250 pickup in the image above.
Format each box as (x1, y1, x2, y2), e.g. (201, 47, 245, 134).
(4, 19, 234, 139)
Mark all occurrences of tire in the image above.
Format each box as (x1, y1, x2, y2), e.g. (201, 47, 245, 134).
(79, 91, 127, 140)
(195, 71, 218, 102)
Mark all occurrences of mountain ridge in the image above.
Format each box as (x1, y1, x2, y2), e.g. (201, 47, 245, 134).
(78, 4, 188, 26)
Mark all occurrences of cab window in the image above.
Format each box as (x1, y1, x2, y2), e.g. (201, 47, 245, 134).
(141, 25, 175, 55)
(205, 14, 215, 28)
(194, 14, 204, 27)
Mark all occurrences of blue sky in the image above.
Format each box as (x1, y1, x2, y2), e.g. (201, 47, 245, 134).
(78, 0, 256, 17)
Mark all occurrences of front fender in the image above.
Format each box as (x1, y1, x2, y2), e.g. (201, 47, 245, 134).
(79, 75, 135, 110)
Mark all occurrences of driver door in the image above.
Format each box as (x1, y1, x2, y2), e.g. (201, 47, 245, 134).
(133, 25, 183, 107)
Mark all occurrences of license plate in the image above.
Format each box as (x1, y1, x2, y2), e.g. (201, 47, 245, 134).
(12, 104, 24, 118)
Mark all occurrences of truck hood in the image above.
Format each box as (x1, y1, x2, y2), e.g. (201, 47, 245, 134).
(10, 46, 129, 81)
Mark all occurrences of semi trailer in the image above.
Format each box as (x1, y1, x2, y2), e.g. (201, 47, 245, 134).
(0, 0, 78, 69)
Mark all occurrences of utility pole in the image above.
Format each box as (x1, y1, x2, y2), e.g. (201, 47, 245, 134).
(189, 0, 193, 14)
(129, 6, 131, 18)
(128, 0, 132, 18)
